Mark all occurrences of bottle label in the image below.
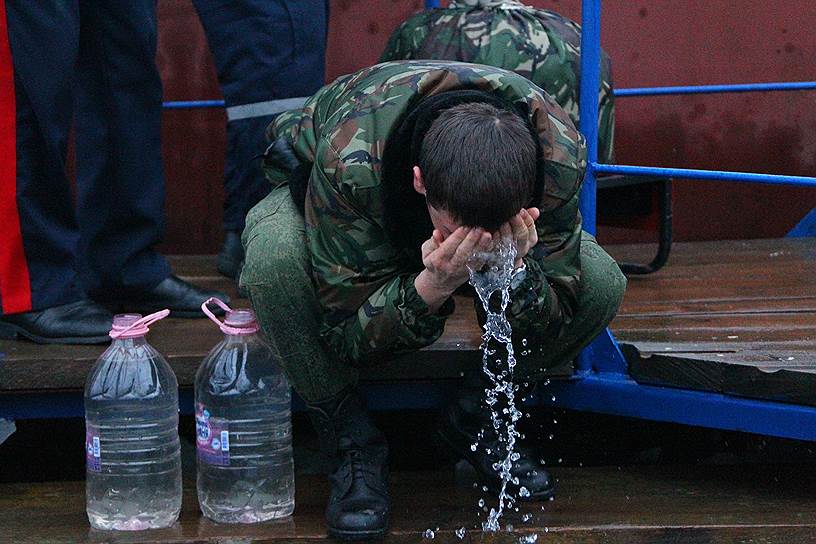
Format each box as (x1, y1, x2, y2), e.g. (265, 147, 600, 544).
(195, 403, 230, 466)
(85, 424, 102, 473)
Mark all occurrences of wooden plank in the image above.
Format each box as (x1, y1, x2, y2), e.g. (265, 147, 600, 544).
(0, 294, 569, 392)
(5, 465, 816, 543)
(3, 238, 814, 402)
(626, 345, 816, 406)
(607, 237, 815, 267)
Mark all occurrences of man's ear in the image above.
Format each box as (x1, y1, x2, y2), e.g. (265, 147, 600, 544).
(412, 166, 426, 196)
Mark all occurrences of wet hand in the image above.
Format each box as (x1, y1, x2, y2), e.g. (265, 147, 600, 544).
(499, 207, 539, 268)
(416, 226, 492, 311)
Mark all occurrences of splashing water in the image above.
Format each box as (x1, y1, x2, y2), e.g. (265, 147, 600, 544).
(518, 534, 539, 543)
(455, 527, 467, 539)
(467, 238, 523, 532)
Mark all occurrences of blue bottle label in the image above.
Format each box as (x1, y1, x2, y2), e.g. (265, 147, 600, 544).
(196, 403, 230, 466)
(85, 424, 101, 473)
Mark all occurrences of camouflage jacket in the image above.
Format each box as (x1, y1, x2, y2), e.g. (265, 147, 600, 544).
(264, 61, 586, 366)
(381, 0, 614, 162)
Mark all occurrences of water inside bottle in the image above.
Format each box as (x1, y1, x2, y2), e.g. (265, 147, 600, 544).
(195, 309, 294, 523)
(85, 314, 181, 531)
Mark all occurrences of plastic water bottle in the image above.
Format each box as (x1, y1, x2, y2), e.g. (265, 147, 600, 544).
(195, 298, 294, 523)
(84, 310, 182, 531)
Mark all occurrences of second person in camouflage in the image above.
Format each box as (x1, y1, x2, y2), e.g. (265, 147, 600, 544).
(242, 60, 625, 540)
(381, 0, 616, 163)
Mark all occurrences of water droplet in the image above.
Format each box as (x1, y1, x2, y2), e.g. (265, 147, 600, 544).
(479, 499, 485, 507)
(522, 513, 533, 522)
(548, 434, 554, 440)
(518, 486, 530, 497)
(423, 529, 435, 539)
(455, 527, 466, 539)
(470, 444, 477, 451)
(551, 396, 556, 402)
(522, 338, 528, 346)
(518, 534, 538, 543)
(558, 458, 563, 463)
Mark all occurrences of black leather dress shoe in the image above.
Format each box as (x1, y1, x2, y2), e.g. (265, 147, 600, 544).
(218, 231, 244, 280)
(0, 299, 113, 345)
(98, 275, 230, 318)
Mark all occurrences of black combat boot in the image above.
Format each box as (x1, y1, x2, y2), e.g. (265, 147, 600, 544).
(305, 388, 389, 540)
(438, 370, 554, 500)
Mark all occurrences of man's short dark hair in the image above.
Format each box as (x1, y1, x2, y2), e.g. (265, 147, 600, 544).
(418, 102, 538, 232)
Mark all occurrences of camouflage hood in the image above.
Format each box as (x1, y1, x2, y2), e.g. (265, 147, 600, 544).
(267, 60, 585, 233)
(381, 2, 614, 162)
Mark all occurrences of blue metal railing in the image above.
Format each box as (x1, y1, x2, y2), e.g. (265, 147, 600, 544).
(614, 81, 816, 97)
(163, 100, 224, 109)
(161, 81, 816, 111)
(594, 164, 816, 188)
(568, 0, 816, 442)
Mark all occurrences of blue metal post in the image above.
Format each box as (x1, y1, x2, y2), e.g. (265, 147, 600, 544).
(577, 0, 601, 236)
(575, 0, 606, 373)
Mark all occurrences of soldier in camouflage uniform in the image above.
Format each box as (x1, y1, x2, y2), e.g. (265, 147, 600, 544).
(381, 0, 615, 163)
(241, 60, 625, 539)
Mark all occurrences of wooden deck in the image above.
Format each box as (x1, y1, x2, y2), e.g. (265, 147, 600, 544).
(0, 238, 813, 406)
(5, 464, 816, 543)
(608, 238, 816, 406)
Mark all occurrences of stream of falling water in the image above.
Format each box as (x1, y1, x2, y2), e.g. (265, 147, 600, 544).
(468, 238, 523, 532)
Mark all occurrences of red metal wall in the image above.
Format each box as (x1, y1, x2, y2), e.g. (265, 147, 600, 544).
(157, 0, 816, 253)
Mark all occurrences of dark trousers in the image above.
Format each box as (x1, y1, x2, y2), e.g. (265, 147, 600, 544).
(0, 0, 169, 315)
(192, 0, 328, 232)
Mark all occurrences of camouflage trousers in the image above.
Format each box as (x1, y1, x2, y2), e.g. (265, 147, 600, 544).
(241, 185, 626, 403)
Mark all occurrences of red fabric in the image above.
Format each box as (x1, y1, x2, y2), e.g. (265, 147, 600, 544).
(0, 0, 32, 314)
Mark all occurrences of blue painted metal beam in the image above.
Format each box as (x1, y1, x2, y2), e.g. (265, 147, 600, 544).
(615, 81, 816, 97)
(594, 163, 816, 188)
(543, 374, 816, 442)
(163, 100, 225, 109)
(787, 207, 816, 238)
(159, 80, 816, 110)
(425, 0, 440, 8)
(575, 0, 604, 373)
(577, 0, 601, 236)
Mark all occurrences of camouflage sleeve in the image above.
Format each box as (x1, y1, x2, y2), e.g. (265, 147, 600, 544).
(320, 270, 455, 366)
(305, 158, 454, 367)
(597, 53, 615, 163)
(503, 188, 583, 350)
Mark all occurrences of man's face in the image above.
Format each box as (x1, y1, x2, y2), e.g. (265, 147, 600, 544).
(426, 203, 462, 241)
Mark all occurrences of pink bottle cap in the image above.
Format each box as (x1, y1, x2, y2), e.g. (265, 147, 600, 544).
(109, 309, 170, 339)
(202, 298, 260, 335)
